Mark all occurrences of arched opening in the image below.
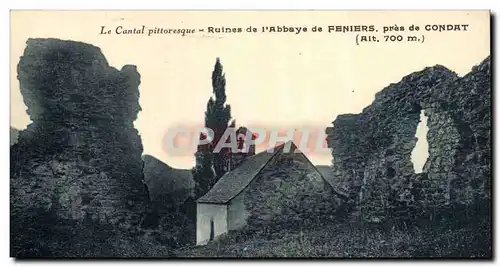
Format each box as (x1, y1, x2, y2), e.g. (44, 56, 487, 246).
(411, 109, 429, 173)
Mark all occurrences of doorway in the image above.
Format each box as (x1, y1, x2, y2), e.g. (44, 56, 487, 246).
(209, 219, 215, 241)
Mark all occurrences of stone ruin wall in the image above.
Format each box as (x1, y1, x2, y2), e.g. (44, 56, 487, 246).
(10, 38, 149, 229)
(326, 57, 491, 220)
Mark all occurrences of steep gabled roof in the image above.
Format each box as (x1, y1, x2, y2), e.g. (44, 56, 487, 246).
(196, 141, 347, 204)
(196, 142, 288, 204)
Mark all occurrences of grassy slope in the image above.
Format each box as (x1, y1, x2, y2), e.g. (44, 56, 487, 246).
(174, 216, 491, 258)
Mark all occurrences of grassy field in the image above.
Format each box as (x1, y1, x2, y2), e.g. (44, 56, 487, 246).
(173, 216, 491, 258)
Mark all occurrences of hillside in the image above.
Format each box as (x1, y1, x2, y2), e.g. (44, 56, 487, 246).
(142, 154, 195, 208)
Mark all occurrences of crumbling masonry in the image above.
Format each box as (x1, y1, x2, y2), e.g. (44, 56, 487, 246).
(11, 38, 149, 229)
(326, 57, 491, 221)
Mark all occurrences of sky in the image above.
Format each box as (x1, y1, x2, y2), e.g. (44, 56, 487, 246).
(10, 10, 490, 169)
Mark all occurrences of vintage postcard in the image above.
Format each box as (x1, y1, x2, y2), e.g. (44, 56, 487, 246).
(10, 10, 491, 258)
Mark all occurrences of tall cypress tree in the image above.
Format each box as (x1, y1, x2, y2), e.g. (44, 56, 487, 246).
(193, 58, 232, 198)
(207, 58, 232, 179)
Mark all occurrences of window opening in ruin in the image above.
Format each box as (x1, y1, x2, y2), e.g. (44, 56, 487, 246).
(209, 219, 215, 241)
(411, 109, 429, 173)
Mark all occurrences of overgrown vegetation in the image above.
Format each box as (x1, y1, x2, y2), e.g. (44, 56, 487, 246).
(175, 209, 491, 258)
(11, 211, 174, 258)
(11, 194, 197, 258)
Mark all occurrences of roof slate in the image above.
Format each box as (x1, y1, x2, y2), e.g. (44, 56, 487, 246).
(196, 141, 347, 204)
(196, 142, 291, 204)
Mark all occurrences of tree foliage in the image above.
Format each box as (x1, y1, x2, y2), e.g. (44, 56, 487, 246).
(193, 58, 232, 198)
